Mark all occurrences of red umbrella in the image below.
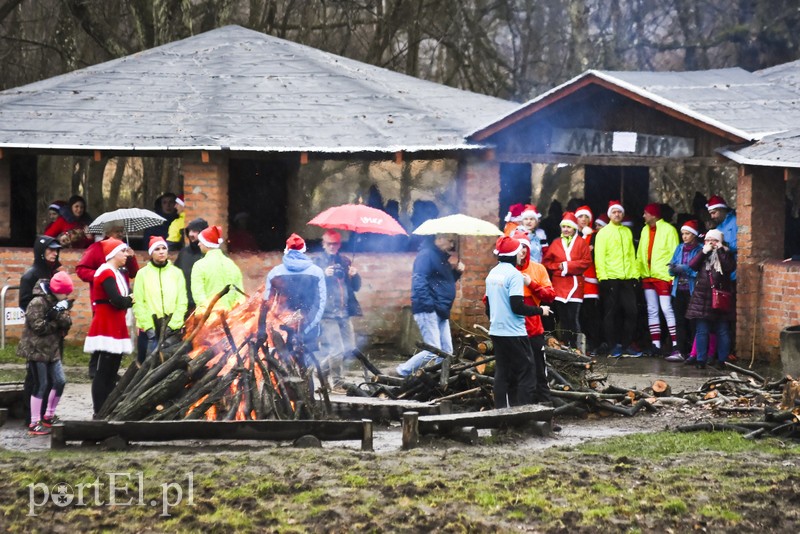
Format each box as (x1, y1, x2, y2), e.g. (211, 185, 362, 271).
(308, 204, 407, 235)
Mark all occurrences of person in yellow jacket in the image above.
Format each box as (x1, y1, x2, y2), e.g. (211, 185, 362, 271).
(636, 203, 680, 358)
(166, 195, 185, 251)
(593, 201, 640, 358)
(191, 225, 246, 313)
(133, 237, 188, 362)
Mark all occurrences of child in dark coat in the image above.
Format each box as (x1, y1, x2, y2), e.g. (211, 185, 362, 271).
(16, 272, 74, 435)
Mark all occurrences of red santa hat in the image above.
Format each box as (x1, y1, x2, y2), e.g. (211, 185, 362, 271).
(575, 205, 593, 222)
(622, 216, 634, 228)
(680, 220, 700, 236)
(49, 271, 74, 295)
(519, 204, 541, 220)
(148, 236, 168, 255)
(595, 214, 609, 228)
(511, 229, 531, 248)
(175, 195, 185, 207)
(494, 235, 522, 257)
(284, 233, 307, 253)
(504, 203, 526, 223)
(198, 225, 224, 249)
(644, 203, 661, 218)
(560, 212, 580, 230)
(607, 200, 624, 217)
(102, 238, 127, 261)
(706, 195, 728, 211)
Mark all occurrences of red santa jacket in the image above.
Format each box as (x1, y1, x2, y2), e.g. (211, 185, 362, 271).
(83, 265, 133, 355)
(581, 231, 599, 299)
(542, 235, 591, 302)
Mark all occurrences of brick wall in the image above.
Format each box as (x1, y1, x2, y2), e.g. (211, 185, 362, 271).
(736, 166, 795, 362)
(1, 247, 415, 349)
(183, 153, 230, 235)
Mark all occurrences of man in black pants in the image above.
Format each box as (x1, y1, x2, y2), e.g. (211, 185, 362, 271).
(484, 236, 552, 408)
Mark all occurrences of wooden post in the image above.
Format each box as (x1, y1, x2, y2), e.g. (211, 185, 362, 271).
(361, 419, 373, 451)
(50, 424, 66, 449)
(402, 411, 419, 450)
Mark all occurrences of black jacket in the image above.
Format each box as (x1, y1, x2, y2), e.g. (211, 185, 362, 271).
(19, 236, 61, 311)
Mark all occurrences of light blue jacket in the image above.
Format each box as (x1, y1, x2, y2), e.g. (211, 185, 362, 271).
(669, 243, 701, 297)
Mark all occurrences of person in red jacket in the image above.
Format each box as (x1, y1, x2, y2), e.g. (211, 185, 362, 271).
(575, 205, 601, 352)
(76, 221, 139, 377)
(542, 212, 592, 347)
(43, 195, 93, 248)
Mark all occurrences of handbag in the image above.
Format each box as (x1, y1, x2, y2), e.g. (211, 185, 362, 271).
(708, 271, 733, 312)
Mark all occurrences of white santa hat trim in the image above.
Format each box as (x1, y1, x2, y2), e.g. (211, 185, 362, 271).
(105, 243, 128, 261)
(607, 203, 624, 217)
(520, 208, 540, 220)
(680, 224, 699, 236)
(575, 208, 592, 220)
(494, 242, 523, 256)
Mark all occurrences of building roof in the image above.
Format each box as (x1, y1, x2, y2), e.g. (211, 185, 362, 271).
(0, 25, 516, 154)
(471, 67, 800, 143)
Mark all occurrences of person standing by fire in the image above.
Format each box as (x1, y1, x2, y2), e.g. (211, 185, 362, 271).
(175, 217, 209, 315)
(313, 230, 361, 393)
(191, 225, 245, 313)
(258, 234, 326, 359)
(83, 238, 135, 416)
(133, 237, 188, 362)
(484, 235, 551, 408)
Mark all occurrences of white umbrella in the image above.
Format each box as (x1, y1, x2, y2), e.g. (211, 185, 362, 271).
(412, 214, 503, 262)
(412, 214, 503, 236)
(88, 208, 166, 234)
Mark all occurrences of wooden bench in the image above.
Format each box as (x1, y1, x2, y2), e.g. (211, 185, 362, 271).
(402, 404, 554, 448)
(51, 419, 374, 451)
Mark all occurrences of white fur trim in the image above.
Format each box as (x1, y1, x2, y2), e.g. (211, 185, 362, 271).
(148, 240, 168, 255)
(494, 242, 523, 256)
(520, 208, 540, 220)
(560, 219, 579, 230)
(680, 225, 699, 236)
(595, 219, 607, 228)
(706, 202, 727, 211)
(105, 243, 128, 261)
(198, 233, 221, 248)
(284, 244, 307, 254)
(83, 335, 133, 354)
(607, 203, 624, 217)
(575, 208, 592, 220)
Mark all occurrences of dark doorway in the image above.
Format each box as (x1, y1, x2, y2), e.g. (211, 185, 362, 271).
(0, 155, 37, 247)
(499, 163, 532, 225)
(584, 165, 649, 225)
(229, 158, 297, 251)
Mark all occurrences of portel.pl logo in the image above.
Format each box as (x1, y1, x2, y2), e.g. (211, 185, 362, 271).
(28, 471, 194, 517)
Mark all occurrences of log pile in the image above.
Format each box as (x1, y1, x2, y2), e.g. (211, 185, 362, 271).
(99, 285, 330, 422)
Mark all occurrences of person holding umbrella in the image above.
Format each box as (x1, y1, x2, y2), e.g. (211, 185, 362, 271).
(396, 233, 464, 377)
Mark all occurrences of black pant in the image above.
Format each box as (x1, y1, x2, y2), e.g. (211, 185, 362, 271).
(528, 334, 551, 403)
(491, 335, 535, 408)
(673, 289, 694, 355)
(579, 298, 602, 351)
(599, 279, 638, 349)
(553, 301, 581, 346)
(91, 351, 122, 415)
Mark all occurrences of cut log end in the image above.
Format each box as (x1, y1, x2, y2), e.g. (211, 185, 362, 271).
(652, 379, 672, 397)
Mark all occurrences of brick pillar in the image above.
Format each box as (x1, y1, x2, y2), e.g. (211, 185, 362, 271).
(453, 155, 502, 329)
(736, 165, 785, 362)
(182, 152, 230, 237)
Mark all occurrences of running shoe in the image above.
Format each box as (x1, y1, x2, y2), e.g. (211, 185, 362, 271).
(665, 350, 685, 362)
(608, 344, 623, 358)
(622, 347, 643, 358)
(28, 422, 51, 436)
(42, 415, 62, 428)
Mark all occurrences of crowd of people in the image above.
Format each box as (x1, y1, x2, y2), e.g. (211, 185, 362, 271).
(18, 188, 742, 429)
(19, 192, 365, 435)
(394, 194, 740, 409)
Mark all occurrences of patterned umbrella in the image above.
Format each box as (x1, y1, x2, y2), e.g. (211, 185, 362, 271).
(88, 208, 166, 234)
(308, 204, 407, 235)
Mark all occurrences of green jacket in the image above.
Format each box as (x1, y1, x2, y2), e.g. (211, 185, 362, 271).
(133, 260, 188, 332)
(594, 222, 637, 281)
(636, 218, 679, 282)
(191, 248, 245, 311)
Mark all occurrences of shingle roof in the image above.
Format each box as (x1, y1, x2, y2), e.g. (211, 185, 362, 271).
(471, 67, 800, 142)
(0, 25, 516, 153)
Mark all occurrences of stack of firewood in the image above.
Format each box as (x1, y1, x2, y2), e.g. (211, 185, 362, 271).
(98, 285, 328, 422)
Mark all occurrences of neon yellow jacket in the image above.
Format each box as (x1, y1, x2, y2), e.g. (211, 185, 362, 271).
(191, 249, 245, 311)
(133, 260, 188, 331)
(167, 212, 185, 246)
(636, 218, 679, 282)
(594, 222, 637, 281)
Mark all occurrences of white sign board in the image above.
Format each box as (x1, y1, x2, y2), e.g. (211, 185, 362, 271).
(4, 306, 26, 326)
(612, 131, 638, 152)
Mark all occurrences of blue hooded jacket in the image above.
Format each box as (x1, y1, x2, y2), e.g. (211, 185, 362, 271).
(411, 242, 461, 319)
(263, 250, 326, 335)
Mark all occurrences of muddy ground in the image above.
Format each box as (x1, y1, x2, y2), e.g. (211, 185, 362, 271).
(1, 356, 797, 531)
